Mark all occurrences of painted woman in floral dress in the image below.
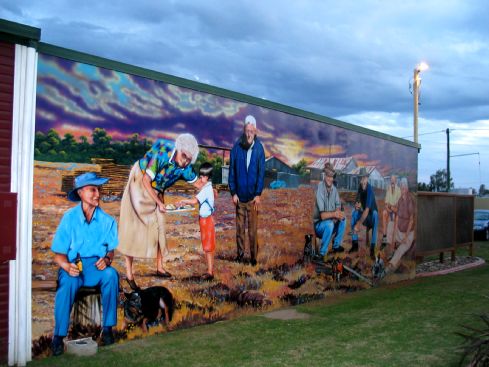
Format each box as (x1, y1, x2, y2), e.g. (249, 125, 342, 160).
(118, 133, 200, 289)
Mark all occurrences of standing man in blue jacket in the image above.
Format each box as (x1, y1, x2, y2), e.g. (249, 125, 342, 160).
(229, 115, 266, 266)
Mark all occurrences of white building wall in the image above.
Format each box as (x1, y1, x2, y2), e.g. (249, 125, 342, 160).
(9, 44, 37, 367)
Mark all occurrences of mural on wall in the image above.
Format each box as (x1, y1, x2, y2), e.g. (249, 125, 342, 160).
(31, 53, 418, 356)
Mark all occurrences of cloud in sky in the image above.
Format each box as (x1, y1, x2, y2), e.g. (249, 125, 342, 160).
(1, 0, 488, 188)
(339, 111, 489, 186)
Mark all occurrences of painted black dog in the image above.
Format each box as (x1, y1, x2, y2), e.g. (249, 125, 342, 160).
(122, 285, 175, 333)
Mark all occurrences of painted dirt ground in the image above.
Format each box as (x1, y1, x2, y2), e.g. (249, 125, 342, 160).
(31, 161, 415, 356)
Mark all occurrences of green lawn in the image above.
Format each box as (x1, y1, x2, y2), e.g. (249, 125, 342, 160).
(27, 241, 489, 367)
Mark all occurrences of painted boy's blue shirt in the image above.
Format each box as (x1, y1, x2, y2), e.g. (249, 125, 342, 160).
(196, 181, 215, 218)
(139, 139, 197, 192)
(51, 204, 118, 262)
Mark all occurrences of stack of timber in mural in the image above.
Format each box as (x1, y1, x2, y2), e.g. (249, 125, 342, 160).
(61, 158, 130, 197)
(91, 158, 130, 197)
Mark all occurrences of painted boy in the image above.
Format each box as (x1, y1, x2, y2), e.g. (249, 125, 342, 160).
(177, 162, 216, 280)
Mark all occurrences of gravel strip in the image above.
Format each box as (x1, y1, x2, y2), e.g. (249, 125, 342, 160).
(416, 256, 484, 275)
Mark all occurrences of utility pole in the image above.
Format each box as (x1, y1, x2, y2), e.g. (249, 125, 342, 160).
(446, 128, 450, 192)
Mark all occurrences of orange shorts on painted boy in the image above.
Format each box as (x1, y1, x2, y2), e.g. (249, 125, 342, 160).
(176, 162, 216, 280)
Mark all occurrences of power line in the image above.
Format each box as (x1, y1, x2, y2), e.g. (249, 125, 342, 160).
(406, 127, 486, 188)
(418, 141, 488, 147)
(450, 128, 489, 131)
(403, 128, 489, 139)
(401, 129, 445, 139)
(450, 152, 481, 188)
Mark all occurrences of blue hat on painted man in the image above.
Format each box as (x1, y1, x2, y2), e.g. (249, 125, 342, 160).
(68, 172, 109, 202)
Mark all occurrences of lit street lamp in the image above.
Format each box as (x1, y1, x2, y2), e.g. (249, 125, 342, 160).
(413, 62, 429, 145)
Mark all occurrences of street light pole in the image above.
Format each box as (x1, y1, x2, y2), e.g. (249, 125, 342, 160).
(413, 62, 429, 145)
(413, 69, 420, 145)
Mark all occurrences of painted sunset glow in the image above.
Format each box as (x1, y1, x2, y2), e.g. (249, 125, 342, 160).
(36, 54, 417, 181)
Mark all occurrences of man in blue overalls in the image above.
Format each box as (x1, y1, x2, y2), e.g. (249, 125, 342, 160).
(50, 172, 119, 356)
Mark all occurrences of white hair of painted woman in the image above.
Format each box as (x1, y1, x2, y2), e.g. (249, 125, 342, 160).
(175, 133, 200, 164)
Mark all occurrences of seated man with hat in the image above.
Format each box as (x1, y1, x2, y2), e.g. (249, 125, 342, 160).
(312, 162, 346, 260)
(50, 172, 119, 356)
(350, 167, 379, 258)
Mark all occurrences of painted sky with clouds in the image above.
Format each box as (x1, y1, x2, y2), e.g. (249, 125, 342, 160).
(1, 0, 488, 188)
(36, 54, 417, 183)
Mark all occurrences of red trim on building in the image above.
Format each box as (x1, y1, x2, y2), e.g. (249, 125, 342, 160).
(0, 40, 15, 364)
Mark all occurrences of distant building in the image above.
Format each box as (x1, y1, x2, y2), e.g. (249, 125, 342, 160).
(265, 156, 309, 188)
(308, 157, 358, 184)
(221, 165, 229, 185)
(265, 156, 297, 174)
(350, 166, 385, 190)
(308, 157, 386, 190)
